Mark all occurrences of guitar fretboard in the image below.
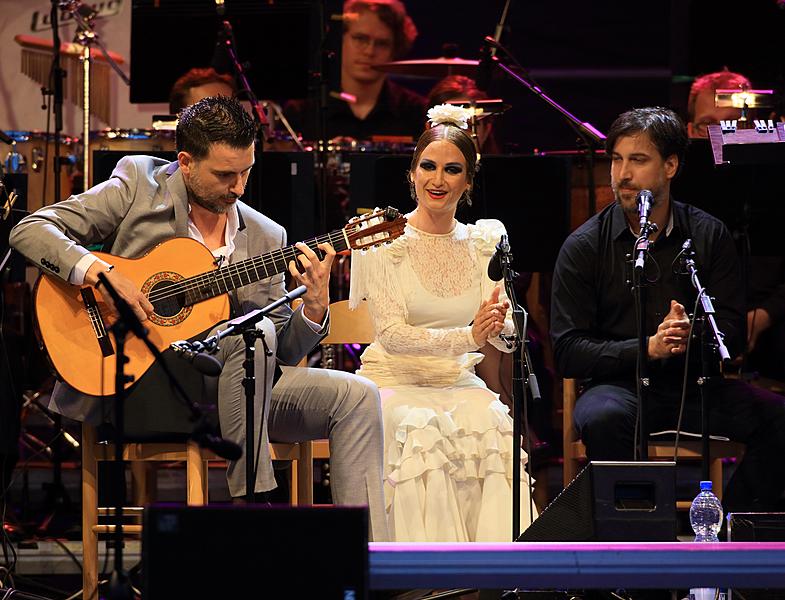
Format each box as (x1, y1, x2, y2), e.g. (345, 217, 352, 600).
(147, 229, 349, 307)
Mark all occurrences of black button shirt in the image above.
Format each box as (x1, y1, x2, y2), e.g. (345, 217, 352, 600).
(550, 200, 743, 390)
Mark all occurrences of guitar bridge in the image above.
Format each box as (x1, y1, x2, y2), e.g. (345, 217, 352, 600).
(81, 287, 114, 358)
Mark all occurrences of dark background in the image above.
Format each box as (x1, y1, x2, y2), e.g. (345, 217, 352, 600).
(131, 0, 784, 152)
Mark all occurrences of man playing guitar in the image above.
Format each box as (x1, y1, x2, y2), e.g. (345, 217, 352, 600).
(10, 96, 393, 540)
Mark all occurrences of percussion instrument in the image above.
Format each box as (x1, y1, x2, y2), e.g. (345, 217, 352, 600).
(2, 130, 78, 213)
(374, 57, 479, 79)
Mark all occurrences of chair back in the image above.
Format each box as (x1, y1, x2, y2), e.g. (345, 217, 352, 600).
(321, 299, 374, 345)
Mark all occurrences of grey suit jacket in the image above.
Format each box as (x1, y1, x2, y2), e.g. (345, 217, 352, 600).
(10, 155, 325, 421)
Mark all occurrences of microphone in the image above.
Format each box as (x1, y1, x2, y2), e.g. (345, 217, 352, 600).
(488, 234, 511, 282)
(637, 189, 653, 230)
(171, 340, 223, 376)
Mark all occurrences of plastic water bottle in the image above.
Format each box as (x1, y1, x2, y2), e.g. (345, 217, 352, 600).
(688, 481, 726, 600)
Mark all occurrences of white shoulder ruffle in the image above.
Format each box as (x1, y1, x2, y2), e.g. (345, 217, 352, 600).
(468, 219, 507, 256)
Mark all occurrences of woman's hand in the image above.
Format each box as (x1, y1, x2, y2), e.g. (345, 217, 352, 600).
(471, 285, 509, 347)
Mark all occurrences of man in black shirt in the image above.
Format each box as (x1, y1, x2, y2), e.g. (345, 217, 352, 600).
(551, 107, 785, 512)
(284, 0, 426, 141)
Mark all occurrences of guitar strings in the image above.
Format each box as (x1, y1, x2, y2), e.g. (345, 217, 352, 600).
(145, 230, 346, 304)
(145, 214, 393, 305)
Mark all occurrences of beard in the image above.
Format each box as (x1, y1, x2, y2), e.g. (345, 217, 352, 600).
(612, 181, 664, 215)
(185, 171, 238, 215)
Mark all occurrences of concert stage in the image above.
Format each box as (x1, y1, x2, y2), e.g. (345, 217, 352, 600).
(368, 542, 785, 590)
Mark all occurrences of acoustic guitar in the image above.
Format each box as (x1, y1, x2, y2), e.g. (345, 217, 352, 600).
(33, 206, 406, 397)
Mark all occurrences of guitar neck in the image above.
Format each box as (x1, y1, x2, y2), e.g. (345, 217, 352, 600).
(181, 228, 349, 305)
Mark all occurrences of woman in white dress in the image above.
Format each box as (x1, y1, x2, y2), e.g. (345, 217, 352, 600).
(350, 104, 537, 542)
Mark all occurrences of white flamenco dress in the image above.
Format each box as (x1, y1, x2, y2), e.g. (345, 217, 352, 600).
(350, 218, 537, 542)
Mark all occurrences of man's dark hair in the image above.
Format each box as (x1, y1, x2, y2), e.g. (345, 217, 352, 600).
(176, 96, 257, 159)
(605, 107, 688, 167)
(169, 67, 237, 114)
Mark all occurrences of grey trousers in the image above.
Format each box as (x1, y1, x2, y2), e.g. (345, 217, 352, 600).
(213, 318, 389, 542)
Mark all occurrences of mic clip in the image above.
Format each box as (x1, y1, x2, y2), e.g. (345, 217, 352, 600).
(171, 337, 219, 355)
(499, 333, 517, 350)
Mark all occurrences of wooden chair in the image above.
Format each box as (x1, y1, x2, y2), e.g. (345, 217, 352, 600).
(81, 423, 312, 600)
(562, 378, 744, 508)
(292, 299, 376, 464)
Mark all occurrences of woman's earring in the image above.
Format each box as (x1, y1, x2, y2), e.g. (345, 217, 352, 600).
(462, 189, 472, 206)
(409, 181, 417, 201)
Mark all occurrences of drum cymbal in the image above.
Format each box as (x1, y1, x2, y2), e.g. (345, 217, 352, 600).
(374, 57, 478, 79)
(444, 99, 511, 119)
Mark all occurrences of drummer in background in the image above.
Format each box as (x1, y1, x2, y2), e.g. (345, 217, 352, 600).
(426, 75, 501, 154)
(168, 67, 237, 114)
(284, 0, 426, 141)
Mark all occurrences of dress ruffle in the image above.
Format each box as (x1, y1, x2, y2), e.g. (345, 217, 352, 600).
(380, 386, 537, 542)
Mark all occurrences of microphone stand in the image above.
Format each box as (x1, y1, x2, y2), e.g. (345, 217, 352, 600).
(495, 243, 539, 541)
(61, 0, 130, 191)
(682, 245, 730, 481)
(95, 273, 239, 599)
(49, 1, 65, 203)
(479, 37, 605, 215)
(188, 285, 308, 502)
(632, 221, 658, 461)
(215, 20, 269, 132)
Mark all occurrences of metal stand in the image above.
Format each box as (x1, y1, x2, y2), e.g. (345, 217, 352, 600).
(61, 0, 130, 190)
(682, 242, 731, 481)
(479, 36, 605, 215)
(493, 236, 540, 541)
(215, 20, 269, 133)
(95, 272, 241, 599)
(182, 285, 307, 501)
(631, 220, 658, 460)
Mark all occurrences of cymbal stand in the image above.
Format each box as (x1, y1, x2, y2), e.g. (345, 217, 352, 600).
(60, 0, 130, 191)
(479, 36, 605, 215)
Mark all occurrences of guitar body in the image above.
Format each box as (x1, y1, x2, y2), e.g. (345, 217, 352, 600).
(33, 238, 230, 397)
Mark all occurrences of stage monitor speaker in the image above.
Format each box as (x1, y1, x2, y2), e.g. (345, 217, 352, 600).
(727, 512, 785, 600)
(518, 461, 676, 542)
(143, 504, 368, 599)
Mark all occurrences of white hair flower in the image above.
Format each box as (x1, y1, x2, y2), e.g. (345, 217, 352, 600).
(427, 104, 472, 130)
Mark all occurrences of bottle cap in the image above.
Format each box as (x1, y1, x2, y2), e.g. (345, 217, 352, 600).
(700, 480, 712, 491)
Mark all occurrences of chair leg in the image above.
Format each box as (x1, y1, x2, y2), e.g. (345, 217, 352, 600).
(289, 456, 299, 505)
(82, 424, 99, 600)
(186, 441, 207, 506)
(298, 441, 314, 505)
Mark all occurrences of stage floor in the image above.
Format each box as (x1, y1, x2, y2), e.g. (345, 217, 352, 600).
(10, 540, 785, 591)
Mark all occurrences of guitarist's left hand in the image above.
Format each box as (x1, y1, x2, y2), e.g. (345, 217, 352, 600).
(289, 242, 335, 323)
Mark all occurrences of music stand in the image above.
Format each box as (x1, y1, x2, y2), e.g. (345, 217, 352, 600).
(708, 121, 785, 166)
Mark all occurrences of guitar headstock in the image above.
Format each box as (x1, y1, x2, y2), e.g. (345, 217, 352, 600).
(345, 207, 407, 251)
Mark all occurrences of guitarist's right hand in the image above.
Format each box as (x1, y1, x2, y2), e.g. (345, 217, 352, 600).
(86, 261, 154, 322)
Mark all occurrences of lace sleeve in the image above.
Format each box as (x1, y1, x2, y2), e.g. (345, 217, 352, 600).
(350, 240, 479, 356)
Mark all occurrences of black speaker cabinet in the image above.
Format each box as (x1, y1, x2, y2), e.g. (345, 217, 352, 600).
(143, 504, 368, 599)
(519, 461, 677, 542)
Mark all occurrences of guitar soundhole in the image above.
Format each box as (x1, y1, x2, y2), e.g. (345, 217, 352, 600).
(141, 272, 193, 327)
(151, 280, 185, 317)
